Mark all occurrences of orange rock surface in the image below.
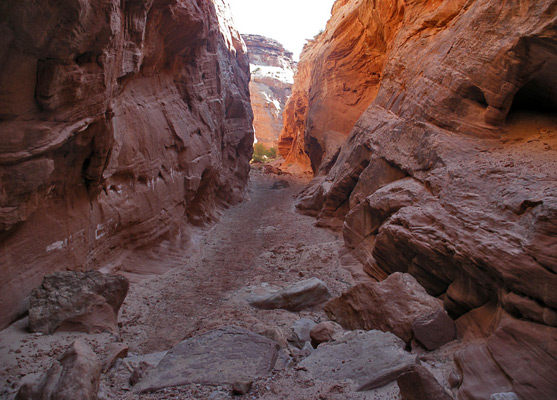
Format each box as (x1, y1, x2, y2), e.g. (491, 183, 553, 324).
(0, 0, 254, 329)
(282, 0, 557, 397)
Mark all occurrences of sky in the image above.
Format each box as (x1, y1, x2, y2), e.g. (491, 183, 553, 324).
(227, 0, 336, 61)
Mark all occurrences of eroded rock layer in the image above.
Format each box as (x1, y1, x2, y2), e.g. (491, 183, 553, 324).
(282, 0, 557, 398)
(0, 0, 253, 329)
(243, 34, 295, 150)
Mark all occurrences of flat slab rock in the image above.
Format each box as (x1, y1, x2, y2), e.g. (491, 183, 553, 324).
(134, 326, 279, 393)
(299, 329, 416, 391)
(248, 277, 331, 311)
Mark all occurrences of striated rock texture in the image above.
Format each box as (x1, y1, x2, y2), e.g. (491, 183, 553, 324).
(243, 34, 295, 150)
(0, 0, 254, 329)
(278, 0, 394, 174)
(282, 0, 557, 398)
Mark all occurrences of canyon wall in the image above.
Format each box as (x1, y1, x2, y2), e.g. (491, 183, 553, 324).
(0, 0, 253, 329)
(281, 0, 557, 398)
(278, 0, 396, 173)
(243, 34, 295, 150)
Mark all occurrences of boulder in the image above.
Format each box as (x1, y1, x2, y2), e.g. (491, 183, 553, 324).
(135, 326, 279, 393)
(28, 271, 129, 334)
(16, 340, 101, 400)
(299, 329, 416, 391)
(412, 308, 456, 350)
(325, 273, 443, 343)
(397, 365, 454, 400)
(249, 278, 331, 311)
(289, 318, 316, 349)
(310, 321, 344, 347)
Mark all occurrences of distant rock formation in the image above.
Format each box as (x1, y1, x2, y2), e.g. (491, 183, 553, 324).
(243, 34, 295, 150)
(280, 0, 557, 398)
(0, 0, 253, 329)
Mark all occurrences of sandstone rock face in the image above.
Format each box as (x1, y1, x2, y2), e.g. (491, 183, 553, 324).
(243, 34, 295, 150)
(0, 0, 253, 329)
(16, 340, 101, 400)
(278, 0, 401, 173)
(283, 1, 556, 397)
(455, 318, 557, 400)
(29, 271, 128, 334)
(285, 0, 557, 334)
(325, 272, 444, 344)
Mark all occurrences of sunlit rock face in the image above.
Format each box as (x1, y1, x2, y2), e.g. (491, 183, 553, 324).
(243, 34, 295, 150)
(278, 0, 392, 173)
(283, 0, 557, 397)
(0, 0, 253, 329)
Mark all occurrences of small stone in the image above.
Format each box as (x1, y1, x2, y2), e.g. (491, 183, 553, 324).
(129, 361, 151, 386)
(289, 318, 316, 349)
(310, 321, 344, 347)
(232, 380, 253, 395)
(448, 371, 461, 388)
(270, 180, 290, 189)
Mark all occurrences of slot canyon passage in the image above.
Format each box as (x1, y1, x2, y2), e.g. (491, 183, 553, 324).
(0, 0, 556, 399)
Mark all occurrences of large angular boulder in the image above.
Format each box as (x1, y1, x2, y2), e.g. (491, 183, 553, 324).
(248, 278, 331, 311)
(28, 271, 129, 334)
(16, 340, 101, 400)
(299, 329, 416, 391)
(135, 326, 279, 393)
(324, 273, 444, 344)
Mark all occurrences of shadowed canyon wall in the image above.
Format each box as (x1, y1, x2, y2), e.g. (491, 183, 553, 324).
(0, 0, 254, 329)
(281, 0, 557, 398)
(243, 34, 295, 150)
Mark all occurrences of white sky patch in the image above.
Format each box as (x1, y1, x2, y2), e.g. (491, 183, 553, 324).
(228, 0, 336, 61)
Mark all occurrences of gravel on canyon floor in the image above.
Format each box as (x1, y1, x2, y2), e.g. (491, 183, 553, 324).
(0, 169, 461, 399)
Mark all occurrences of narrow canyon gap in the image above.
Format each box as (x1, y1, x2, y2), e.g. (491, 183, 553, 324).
(0, 0, 556, 400)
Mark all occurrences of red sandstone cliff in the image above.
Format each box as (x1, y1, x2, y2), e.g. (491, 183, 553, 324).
(0, 0, 253, 329)
(281, 0, 557, 398)
(243, 34, 295, 150)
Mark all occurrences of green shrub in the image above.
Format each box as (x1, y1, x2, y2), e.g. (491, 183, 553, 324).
(251, 143, 278, 163)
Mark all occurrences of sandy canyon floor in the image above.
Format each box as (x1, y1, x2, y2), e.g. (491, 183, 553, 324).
(0, 169, 461, 400)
